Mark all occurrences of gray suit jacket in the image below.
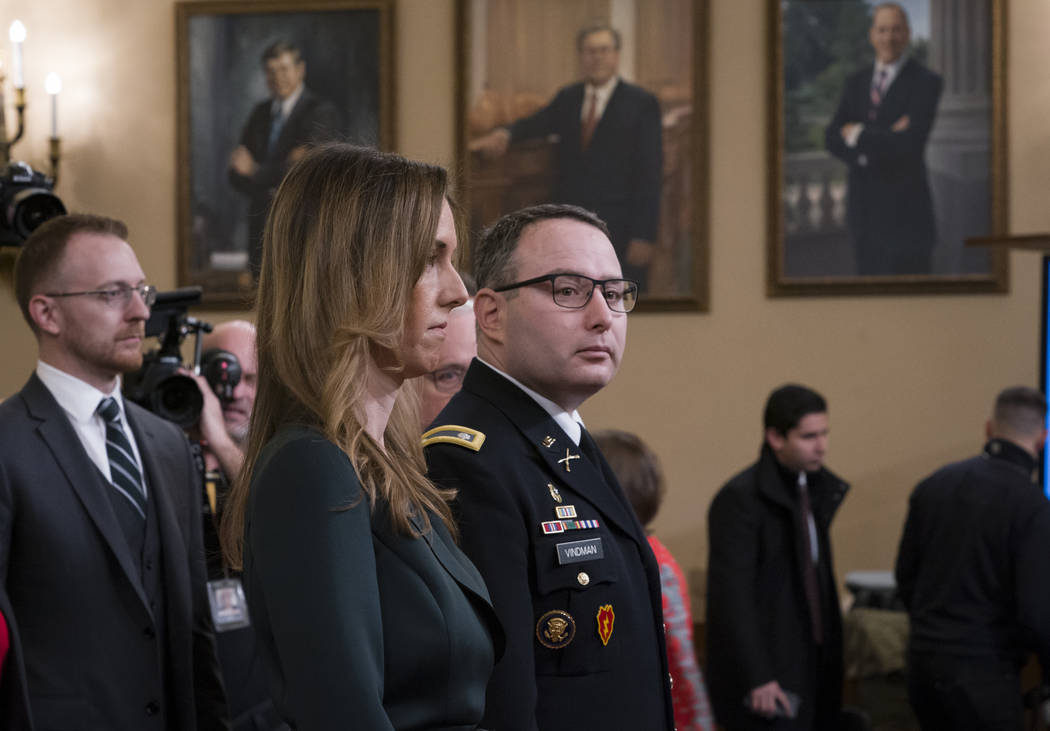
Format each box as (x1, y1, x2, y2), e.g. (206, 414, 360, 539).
(0, 373, 228, 730)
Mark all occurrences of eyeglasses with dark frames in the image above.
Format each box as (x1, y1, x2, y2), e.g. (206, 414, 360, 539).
(44, 284, 157, 309)
(493, 273, 639, 313)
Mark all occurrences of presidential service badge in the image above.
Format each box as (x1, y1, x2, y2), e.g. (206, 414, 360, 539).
(536, 609, 576, 649)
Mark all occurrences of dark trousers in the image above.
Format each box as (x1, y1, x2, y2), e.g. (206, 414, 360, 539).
(907, 652, 1022, 731)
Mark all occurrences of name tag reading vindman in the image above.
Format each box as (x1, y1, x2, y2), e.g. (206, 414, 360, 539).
(556, 537, 604, 565)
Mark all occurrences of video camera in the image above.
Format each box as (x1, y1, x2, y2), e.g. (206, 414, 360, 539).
(124, 287, 243, 428)
(0, 161, 66, 247)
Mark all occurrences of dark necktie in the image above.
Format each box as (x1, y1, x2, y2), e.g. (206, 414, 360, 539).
(869, 68, 888, 120)
(267, 105, 285, 154)
(798, 473, 823, 644)
(577, 424, 602, 467)
(581, 90, 598, 149)
(97, 397, 148, 519)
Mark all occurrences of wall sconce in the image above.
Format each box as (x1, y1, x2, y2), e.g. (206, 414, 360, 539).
(1, 20, 61, 182)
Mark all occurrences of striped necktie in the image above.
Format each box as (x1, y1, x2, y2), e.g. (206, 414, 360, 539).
(869, 68, 888, 120)
(97, 397, 148, 518)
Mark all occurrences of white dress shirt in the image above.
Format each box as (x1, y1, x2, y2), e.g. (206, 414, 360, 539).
(580, 76, 619, 126)
(477, 359, 584, 445)
(36, 360, 147, 493)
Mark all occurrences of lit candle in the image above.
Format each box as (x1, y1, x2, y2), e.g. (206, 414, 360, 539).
(8, 21, 25, 89)
(46, 72, 62, 137)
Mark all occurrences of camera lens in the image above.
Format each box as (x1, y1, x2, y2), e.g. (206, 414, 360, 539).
(9, 187, 67, 239)
(151, 374, 204, 428)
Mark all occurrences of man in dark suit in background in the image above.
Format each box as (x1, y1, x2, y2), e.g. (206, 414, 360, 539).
(471, 24, 663, 290)
(0, 214, 228, 729)
(896, 386, 1050, 729)
(425, 204, 674, 730)
(825, 2, 943, 276)
(706, 385, 848, 730)
(228, 40, 340, 276)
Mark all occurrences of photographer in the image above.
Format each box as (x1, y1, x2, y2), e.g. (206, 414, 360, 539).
(190, 320, 257, 479)
(184, 321, 282, 731)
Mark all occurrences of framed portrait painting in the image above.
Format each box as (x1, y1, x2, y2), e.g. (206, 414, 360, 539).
(176, 0, 394, 306)
(457, 0, 709, 311)
(768, 0, 1008, 296)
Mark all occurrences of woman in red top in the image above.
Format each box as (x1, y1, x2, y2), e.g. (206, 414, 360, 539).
(595, 429, 715, 731)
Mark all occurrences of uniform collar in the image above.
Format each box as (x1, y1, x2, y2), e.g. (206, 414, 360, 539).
(475, 358, 584, 445)
(983, 438, 1038, 480)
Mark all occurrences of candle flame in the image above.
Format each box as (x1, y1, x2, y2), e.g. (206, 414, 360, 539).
(9, 20, 26, 44)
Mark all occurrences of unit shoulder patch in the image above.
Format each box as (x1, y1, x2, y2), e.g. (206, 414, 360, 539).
(421, 425, 486, 452)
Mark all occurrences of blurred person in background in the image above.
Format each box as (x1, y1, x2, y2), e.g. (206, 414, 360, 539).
(594, 428, 715, 731)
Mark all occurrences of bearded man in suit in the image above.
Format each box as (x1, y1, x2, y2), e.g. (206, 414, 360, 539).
(0, 214, 228, 729)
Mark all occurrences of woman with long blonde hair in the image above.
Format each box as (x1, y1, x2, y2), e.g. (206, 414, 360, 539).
(220, 144, 500, 729)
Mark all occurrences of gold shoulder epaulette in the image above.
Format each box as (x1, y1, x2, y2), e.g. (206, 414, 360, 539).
(421, 425, 486, 452)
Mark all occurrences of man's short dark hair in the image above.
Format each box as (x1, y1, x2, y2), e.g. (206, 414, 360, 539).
(473, 203, 609, 290)
(993, 386, 1047, 436)
(576, 23, 622, 51)
(262, 40, 302, 65)
(593, 429, 664, 527)
(764, 384, 828, 436)
(14, 213, 129, 332)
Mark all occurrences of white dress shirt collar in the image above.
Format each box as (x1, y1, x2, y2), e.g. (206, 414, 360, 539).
(477, 359, 584, 445)
(36, 360, 124, 425)
(35, 360, 144, 489)
(873, 55, 907, 91)
(274, 83, 305, 120)
(581, 76, 620, 123)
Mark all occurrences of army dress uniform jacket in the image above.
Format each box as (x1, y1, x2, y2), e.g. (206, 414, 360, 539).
(424, 361, 675, 731)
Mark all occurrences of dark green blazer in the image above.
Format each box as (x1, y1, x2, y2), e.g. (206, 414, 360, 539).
(244, 426, 501, 730)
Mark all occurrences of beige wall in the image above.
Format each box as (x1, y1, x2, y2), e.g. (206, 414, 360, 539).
(2, 0, 1048, 605)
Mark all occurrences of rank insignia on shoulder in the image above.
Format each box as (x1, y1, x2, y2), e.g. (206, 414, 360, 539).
(555, 505, 577, 519)
(536, 609, 576, 649)
(421, 425, 486, 451)
(596, 604, 615, 646)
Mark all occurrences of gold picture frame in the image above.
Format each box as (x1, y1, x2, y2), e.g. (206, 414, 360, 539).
(456, 0, 709, 311)
(767, 0, 1007, 296)
(175, 0, 395, 306)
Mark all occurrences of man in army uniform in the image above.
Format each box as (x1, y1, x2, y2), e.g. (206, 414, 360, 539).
(424, 203, 674, 730)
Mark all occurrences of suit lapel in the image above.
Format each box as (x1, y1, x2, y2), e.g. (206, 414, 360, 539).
(22, 375, 150, 609)
(874, 60, 913, 122)
(464, 363, 645, 548)
(413, 513, 490, 603)
(591, 80, 625, 144)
